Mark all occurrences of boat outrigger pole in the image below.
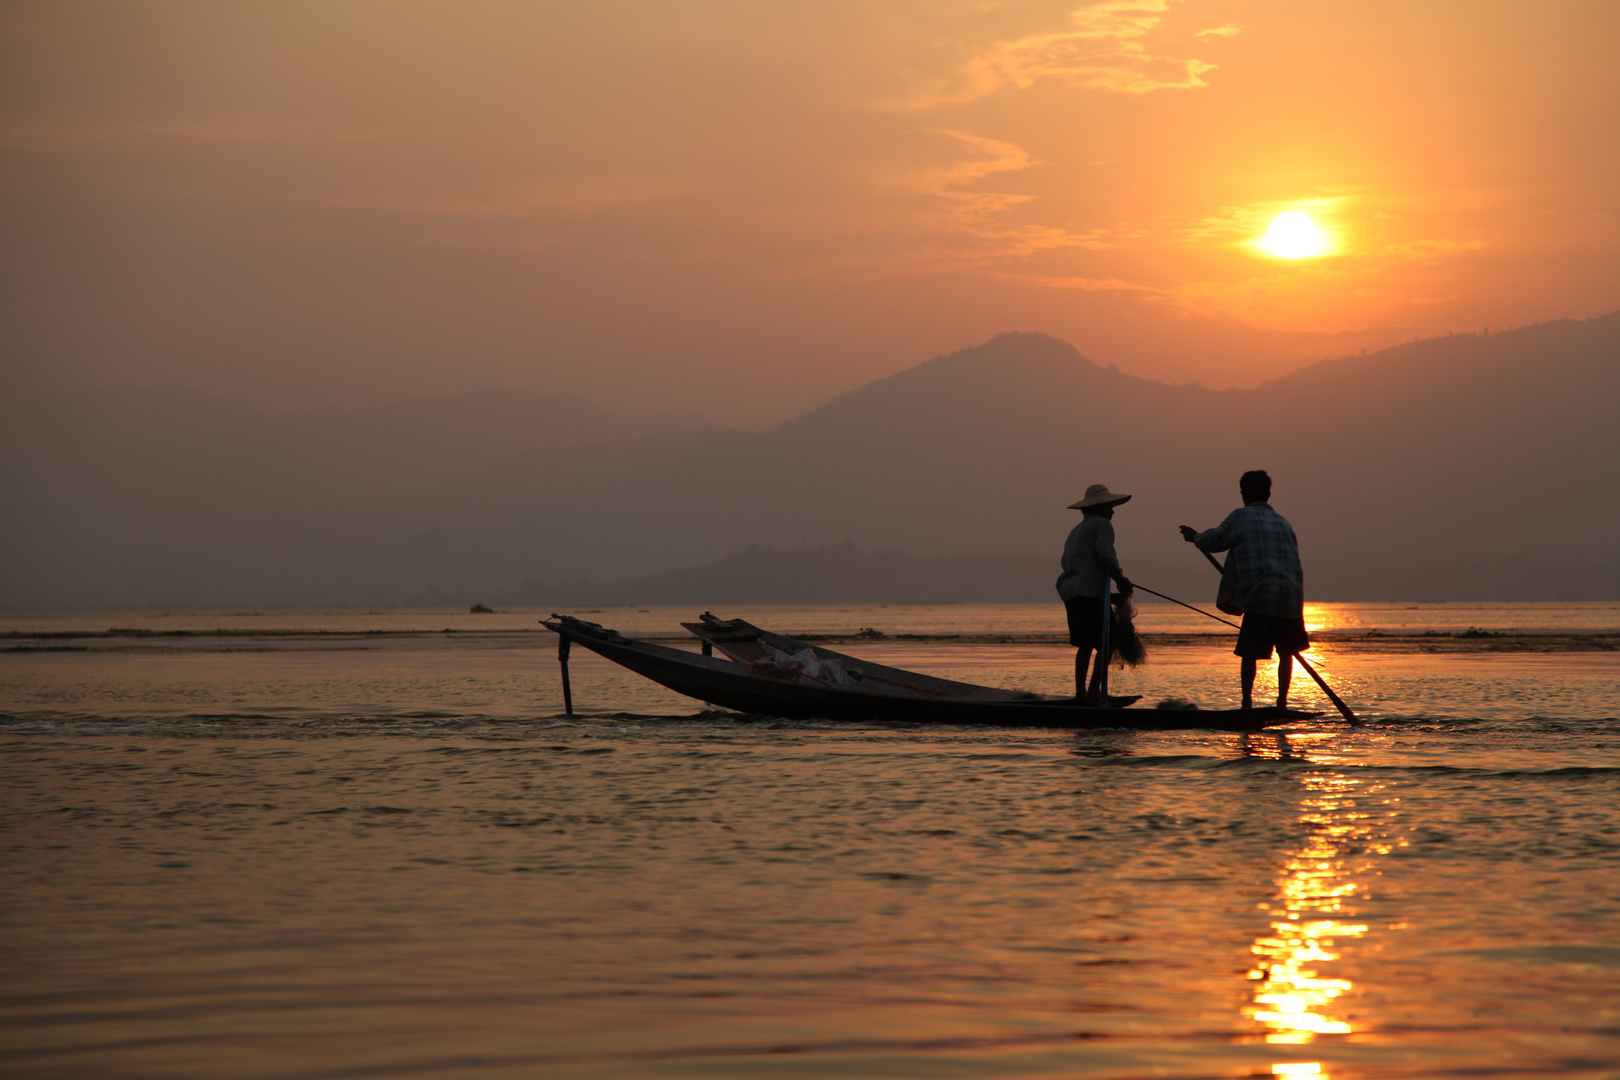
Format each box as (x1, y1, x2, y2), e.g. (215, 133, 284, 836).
(1098, 577, 1112, 701)
(556, 622, 575, 716)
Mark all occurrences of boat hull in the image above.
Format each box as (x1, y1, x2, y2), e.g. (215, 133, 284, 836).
(545, 619, 1310, 732)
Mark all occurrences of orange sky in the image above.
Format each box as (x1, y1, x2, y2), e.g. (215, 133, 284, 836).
(3, 0, 1617, 426)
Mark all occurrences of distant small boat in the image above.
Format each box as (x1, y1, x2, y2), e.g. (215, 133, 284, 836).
(543, 613, 1314, 731)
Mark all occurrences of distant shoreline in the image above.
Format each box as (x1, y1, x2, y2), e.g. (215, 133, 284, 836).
(4, 628, 1616, 654)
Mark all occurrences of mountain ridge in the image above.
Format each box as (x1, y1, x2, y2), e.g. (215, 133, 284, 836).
(2, 315, 1616, 607)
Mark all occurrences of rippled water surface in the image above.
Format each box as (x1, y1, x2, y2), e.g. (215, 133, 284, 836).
(2, 604, 1618, 1079)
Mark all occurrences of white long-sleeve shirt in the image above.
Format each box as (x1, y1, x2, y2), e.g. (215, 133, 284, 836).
(1056, 514, 1123, 602)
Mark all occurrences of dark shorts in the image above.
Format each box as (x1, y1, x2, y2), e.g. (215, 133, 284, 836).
(1234, 613, 1310, 659)
(1065, 596, 1109, 649)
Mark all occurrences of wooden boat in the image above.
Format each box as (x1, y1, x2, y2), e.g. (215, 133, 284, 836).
(542, 613, 1315, 731)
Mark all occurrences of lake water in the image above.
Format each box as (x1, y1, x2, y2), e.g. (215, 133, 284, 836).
(2, 603, 1618, 1079)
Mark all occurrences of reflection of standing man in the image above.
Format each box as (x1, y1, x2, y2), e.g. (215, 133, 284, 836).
(1179, 470, 1307, 710)
(1058, 484, 1133, 705)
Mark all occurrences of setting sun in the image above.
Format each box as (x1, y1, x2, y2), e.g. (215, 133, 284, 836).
(1262, 212, 1327, 258)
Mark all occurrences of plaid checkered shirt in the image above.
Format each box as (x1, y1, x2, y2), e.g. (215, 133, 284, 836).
(1194, 503, 1304, 618)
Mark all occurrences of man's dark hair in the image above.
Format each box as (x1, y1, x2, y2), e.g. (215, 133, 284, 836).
(1239, 470, 1272, 502)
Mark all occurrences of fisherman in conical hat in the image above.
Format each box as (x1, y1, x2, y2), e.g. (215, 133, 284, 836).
(1057, 484, 1134, 704)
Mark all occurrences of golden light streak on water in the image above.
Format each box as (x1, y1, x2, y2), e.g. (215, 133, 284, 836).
(1246, 772, 1403, 1075)
(1301, 601, 1338, 643)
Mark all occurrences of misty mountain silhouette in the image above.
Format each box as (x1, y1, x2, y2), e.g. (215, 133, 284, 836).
(0, 388, 708, 608)
(3, 316, 1616, 608)
(520, 542, 1059, 606)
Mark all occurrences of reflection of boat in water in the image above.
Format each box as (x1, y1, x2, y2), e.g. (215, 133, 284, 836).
(544, 612, 1317, 731)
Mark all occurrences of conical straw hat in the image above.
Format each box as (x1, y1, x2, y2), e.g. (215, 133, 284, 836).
(1067, 483, 1131, 510)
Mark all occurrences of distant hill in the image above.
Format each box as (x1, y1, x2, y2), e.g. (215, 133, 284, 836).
(518, 543, 1060, 606)
(3, 315, 1617, 608)
(440, 315, 1620, 605)
(0, 388, 713, 608)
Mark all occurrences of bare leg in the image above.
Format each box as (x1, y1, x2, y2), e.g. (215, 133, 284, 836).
(1087, 648, 1111, 704)
(1075, 648, 1093, 700)
(1240, 657, 1257, 709)
(1276, 652, 1294, 709)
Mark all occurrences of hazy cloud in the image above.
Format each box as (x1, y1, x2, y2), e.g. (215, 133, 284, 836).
(987, 272, 1160, 292)
(916, 130, 1043, 207)
(897, 130, 1118, 265)
(966, 1, 1216, 96)
(1177, 197, 1348, 244)
(1390, 238, 1489, 260)
(879, 0, 1217, 109)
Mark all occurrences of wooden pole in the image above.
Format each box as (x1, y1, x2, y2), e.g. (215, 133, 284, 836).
(1097, 577, 1111, 703)
(1134, 583, 1240, 629)
(1295, 657, 1360, 725)
(558, 634, 574, 716)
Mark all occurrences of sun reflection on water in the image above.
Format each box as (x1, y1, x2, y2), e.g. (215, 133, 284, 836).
(1301, 602, 1339, 643)
(1245, 769, 1402, 1077)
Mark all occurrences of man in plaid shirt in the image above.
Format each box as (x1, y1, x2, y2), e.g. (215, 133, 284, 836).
(1179, 470, 1307, 709)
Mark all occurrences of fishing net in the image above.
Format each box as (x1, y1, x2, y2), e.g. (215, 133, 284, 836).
(1110, 594, 1147, 668)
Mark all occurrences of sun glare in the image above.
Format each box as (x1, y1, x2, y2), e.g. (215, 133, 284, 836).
(1261, 212, 1326, 259)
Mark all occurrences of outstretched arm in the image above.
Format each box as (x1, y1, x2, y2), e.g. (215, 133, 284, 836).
(1179, 514, 1235, 554)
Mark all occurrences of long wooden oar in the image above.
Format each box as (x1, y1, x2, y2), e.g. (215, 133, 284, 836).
(1136, 567, 1363, 726)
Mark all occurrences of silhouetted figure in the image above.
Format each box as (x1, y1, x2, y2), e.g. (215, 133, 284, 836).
(1057, 484, 1134, 704)
(1179, 470, 1307, 709)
